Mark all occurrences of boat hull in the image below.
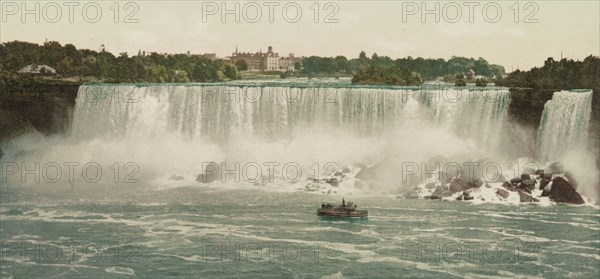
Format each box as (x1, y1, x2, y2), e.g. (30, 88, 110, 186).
(317, 210, 368, 218)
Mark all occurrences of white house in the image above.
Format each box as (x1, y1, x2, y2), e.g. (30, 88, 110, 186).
(17, 64, 57, 75)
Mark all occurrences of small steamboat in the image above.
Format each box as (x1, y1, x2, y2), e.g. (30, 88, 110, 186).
(317, 199, 368, 218)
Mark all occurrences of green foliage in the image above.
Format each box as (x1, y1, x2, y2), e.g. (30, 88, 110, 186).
(454, 79, 466, 86)
(234, 60, 248, 71)
(222, 64, 240, 80)
(300, 51, 505, 81)
(352, 64, 423, 86)
(497, 56, 600, 91)
(172, 69, 190, 83)
(192, 59, 220, 82)
(149, 64, 169, 82)
(302, 56, 349, 74)
(0, 40, 222, 83)
(280, 71, 297, 79)
(475, 78, 488, 87)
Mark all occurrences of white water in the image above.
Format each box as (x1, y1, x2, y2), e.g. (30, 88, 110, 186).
(64, 84, 515, 185)
(72, 85, 509, 151)
(3, 83, 597, 200)
(537, 90, 593, 163)
(537, 90, 598, 200)
(71, 84, 511, 151)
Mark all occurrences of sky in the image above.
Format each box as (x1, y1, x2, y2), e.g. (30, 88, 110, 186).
(1, 0, 599, 71)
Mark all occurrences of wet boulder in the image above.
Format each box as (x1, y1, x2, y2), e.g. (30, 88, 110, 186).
(403, 191, 420, 199)
(502, 181, 518, 192)
(432, 185, 449, 196)
(467, 178, 483, 188)
(430, 193, 443, 200)
(462, 190, 474, 200)
(496, 188, 510, 199)
(449, 179, 469, 193)
(539, 178, 551, 191)
(442, 191, 454, 197)
(425, 193, 443, 200)
(518, 190, 534, 202)
(549, 177, 585, 204)
(541, 186, 551, 197)
(521, 179, 536, 192)
(325, 177, 340, 187)
(510, 177, 521, 186)
(564, 172, 579, 190)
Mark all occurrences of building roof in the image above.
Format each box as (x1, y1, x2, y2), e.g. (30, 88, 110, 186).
(17, 64, 57, 74)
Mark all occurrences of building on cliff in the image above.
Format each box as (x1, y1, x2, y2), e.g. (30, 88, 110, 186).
(230, 46, 303, 72)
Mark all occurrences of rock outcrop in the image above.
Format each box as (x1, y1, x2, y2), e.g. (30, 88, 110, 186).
(548, 177, 585, 204)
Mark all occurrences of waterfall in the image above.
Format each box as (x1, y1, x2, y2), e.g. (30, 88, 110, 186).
(537, 90, 593, 163)
(71, 84, 511, 153)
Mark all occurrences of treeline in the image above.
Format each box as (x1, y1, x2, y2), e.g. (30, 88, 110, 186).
(301, 51, 505, 81)
(0, 41, 240, 83)
(496, 56, 600, 91)
(0, 40, 509, 86)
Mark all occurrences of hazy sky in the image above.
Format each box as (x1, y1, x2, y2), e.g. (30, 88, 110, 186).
(1, 0, 599, 70)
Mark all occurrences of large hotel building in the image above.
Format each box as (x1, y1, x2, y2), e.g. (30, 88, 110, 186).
(230, 46, 303, 72)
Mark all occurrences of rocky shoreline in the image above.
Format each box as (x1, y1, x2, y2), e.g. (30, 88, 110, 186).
(192, 159, 594, 206)
(406, 163, 587, 205)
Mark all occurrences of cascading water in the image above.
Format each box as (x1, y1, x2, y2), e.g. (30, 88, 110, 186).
(63, 82, 518, 184)
(537, 90, 593, 163)
(58, 82, 523, 188)
(71, 83, 511, 152)
(8, 81, 599, 199)
(536, 90, 598, 200)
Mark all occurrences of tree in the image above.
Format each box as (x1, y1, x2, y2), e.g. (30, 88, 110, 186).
(149, 64, 169, 82)
(359, 51, 367, 60)
(192, 59, 220, 82)
(352, 63, 423, 86)
(223, 64, 239, 80)
(173, 70, 190, 82)
(235, 60, 248, 71)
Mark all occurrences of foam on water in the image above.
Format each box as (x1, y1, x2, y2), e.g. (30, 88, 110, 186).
(2, 83, 598, 203)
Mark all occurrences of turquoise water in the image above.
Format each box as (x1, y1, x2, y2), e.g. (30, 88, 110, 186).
(1, 184, 598, 278)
